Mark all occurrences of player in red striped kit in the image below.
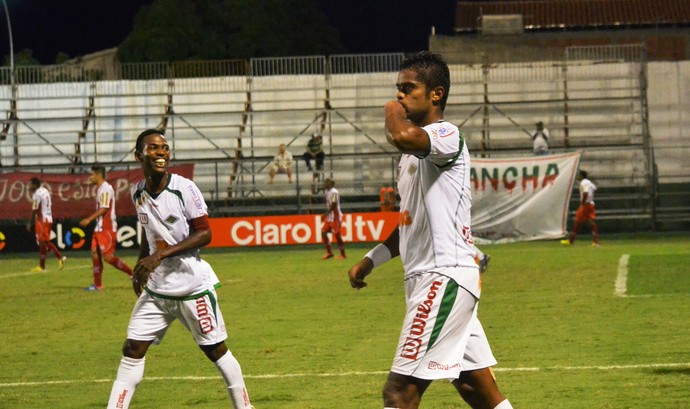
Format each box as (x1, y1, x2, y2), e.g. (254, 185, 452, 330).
(321, 177, 346, 260)
(561, 170, 599, 247)
(26, 177, 66, 272)
(79, 164, 133, 290)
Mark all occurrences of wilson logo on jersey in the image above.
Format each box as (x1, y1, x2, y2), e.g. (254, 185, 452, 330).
(138, 213, 148, 225)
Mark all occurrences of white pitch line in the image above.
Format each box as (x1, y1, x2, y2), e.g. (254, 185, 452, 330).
(615, 254, 630, 297)
(2, 362, 689, 388)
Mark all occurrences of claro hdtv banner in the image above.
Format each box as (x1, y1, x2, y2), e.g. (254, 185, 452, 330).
(208, 212, 400, 247)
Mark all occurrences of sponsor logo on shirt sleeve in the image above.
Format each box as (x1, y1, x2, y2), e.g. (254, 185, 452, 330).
(432, 125, 456, 139)
(188, 185, 204, 211)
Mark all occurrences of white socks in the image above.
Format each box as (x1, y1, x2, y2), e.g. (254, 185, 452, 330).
(107, 356, 145, 409)
(495, 399, 514, 409)
(215, 351, 252, 409)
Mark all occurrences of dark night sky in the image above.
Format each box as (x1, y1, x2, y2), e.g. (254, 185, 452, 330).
(0, 0, 458, 65)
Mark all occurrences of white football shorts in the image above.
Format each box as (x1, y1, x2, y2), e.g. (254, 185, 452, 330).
(391, 272, 497, 380)
(127, 287, 228, 346)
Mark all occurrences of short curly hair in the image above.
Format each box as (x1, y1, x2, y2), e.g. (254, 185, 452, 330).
(399, 51, 451, 110)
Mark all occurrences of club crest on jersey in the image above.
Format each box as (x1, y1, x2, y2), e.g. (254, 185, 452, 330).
(408, 163, 417, 175)
(430, 124, 455, 139)
(138, 213, 148, 225)
(165, 215, 179, 225)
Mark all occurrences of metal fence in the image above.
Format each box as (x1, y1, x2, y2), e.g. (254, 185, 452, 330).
(1, 47, 687, 230)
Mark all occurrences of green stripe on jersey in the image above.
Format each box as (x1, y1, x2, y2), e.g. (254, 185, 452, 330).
(437, 130, 465, 169)
(427, 280, 459, 350)
(145, 282, 222, 301)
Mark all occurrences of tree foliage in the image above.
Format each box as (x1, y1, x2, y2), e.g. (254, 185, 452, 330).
(118, 0, 344, 62)
(3, 49, 41, 67)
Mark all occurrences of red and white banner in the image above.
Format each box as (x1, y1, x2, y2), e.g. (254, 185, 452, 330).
(0, 164, 194, 220)
(470, 151, 581, 242)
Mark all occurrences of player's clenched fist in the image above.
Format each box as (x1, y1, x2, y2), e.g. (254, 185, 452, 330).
(348, 257, 374, 289)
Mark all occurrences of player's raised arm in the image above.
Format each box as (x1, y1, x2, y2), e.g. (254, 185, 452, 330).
(384, 100, 431, 156)
(348, 227, 400, 289)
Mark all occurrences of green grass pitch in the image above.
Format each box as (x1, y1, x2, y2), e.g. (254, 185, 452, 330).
(1, 233, 689, 408)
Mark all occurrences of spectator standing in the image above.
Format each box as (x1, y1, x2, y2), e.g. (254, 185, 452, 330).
(561, 170, 600, 247)
(347, 51, 512, 409)
(79, 164, 133, 291)
(532, 121, 549, 155)
(269, 143, 293, 184)
(106, 129, 253, 409)
(26, 177, 66, 272)
(322, 178, 346, 260)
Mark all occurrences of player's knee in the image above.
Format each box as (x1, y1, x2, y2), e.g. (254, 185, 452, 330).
(122, 339, 149, 359)
(382, 382, 405, 407)
(454, 379, 479, 403)
(200, 341, 228, 362)
(382, 375, 424, 408)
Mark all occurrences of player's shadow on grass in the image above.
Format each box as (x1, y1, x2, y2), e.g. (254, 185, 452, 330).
(652, 368, 690, 376)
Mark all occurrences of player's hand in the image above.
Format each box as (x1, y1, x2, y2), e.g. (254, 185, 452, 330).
(132, 252, 161, 296)
(78, 218, 89, 228)
(348, 258, 374, 290)
(131, 262, 151, 297)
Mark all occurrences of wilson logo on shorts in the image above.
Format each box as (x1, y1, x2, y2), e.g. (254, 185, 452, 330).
(400, 280, 443, 361)
(196, 298, 213, 334)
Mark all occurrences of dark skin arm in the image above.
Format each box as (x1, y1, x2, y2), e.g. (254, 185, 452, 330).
(384, 100, 431, 156)
(132, 216, 212, 296)
(348, 227, 401, 289)
(26, 209, 37, 232)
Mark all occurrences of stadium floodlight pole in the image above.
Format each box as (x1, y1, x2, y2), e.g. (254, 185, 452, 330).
(2, 0, 12, 77)
(2, 0, 17, 166)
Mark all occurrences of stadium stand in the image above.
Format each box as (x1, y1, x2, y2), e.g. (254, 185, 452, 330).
(0, 47, 688, 232)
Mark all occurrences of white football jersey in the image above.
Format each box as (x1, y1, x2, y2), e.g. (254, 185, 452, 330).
(131, 173, 219, 297)
(95, 181, 118, 233)
(397, 120, 479, 297)
(32, 186, 53, 223)
(325, 187, 342, 222)
(580, 178, 597, 204)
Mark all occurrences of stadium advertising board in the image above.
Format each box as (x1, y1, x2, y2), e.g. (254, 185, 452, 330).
(0, 164, 194, 220)
(207, 212, 400, 247)
(0, 217, 141, 253)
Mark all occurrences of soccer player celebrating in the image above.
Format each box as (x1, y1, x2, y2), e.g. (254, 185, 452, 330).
(347, 52, 513, 409)
(26, 177, 66, 272)
(79, 164, 133, 290)
(106, 129, 253, 409)
(322, 177, 346, 260)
